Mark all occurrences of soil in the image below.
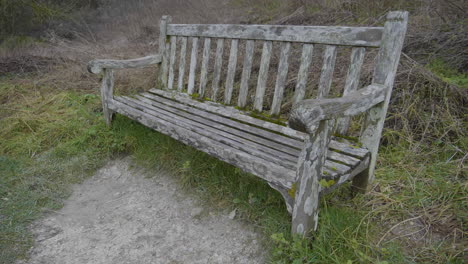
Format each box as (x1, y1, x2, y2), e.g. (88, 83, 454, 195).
(19, 158, 266, 264)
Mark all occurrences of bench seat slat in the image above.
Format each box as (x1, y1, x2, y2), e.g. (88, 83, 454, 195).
(129, 95, 299, 165)
(109, 98, 297, 188)
(116, 96, 298, 170)
(138, 92, 301, 156)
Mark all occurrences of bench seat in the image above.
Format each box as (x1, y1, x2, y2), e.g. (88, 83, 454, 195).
(109, 88, 370, 192)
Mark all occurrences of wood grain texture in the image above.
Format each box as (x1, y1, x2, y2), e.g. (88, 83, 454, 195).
(187, 37, 199, 95)
(293, 44, 314, 105)
(100, 69, 115, 126)
(224, 39, 239, 104)
(254, 41, 273, 111)
(88, 55, 162, 74)
(336, 47, 366, 134)
(317, 45, 337, 99)
(159, 16, 171, 86)
(109, 98, 297, 188)
(211, 38, 224, 100)
(167, 36, 177, 89)
(238, 40, 255, 108)
(150, 88, 306, 141)
(177, 37, 188, 91)
(288, 84, 387, 133)
(167, 24, 383, 47)
(292, 120, 329, 236)
(270, 42, 291, 116)
(355, 11, 408, 192)
(199, 38, 212, 97)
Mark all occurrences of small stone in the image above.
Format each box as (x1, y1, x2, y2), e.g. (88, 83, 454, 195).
(190, 207, 203, 217)
(228, 209, 237, 220)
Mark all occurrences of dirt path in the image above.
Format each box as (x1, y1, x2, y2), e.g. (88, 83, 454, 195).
(20, 158, 266, 264)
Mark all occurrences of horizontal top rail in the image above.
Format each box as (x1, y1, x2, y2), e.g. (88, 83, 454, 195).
(167, 24, 383, 47)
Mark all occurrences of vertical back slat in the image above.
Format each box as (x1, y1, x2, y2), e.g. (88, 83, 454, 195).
(270, 42, 291, 116)
(177, 37, 188, 91)
(187, 37, 199, 95)
(199, 38, 212, 97)
(224, 39, 239, 104)
(337, 47, 366, 134)
(238, 40, 255, 108)
(167, 36, 177, 89)
(317, 45, 338, 98)
(293, 44, 314, 104)
(254, 41, 273, 111)
(211, 38, 224, 100)
(158, 16, 171, 86)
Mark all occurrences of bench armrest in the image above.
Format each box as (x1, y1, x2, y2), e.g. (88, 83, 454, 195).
(88, 54, 162, 74)
(288, 84, 387, 133)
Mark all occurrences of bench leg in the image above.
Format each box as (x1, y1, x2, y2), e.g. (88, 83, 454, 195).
(291, 120, 329, 236)
(100, 69, 115, 126)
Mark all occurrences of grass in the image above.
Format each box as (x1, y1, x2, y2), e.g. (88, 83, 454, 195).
(1, 71, 465, 263)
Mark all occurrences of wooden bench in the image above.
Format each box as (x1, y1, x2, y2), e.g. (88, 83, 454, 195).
(88, 11, 408, 236)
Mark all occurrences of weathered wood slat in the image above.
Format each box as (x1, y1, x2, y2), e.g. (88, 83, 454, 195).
(167, 36, 177, 89)
(187, 37, 199, 95)
(177, 37, 188, 91)
(211, 38, 224, 100)
(109, 99, 296, 188)
(100, 69, 115, 126)
(159, 16, 171, 85)
(322, 156, 369, 195)
(238, 40, 255, 108)
(328, 140, 369, 158)
(199, 38, 212, 97)
(87, 55, 162, 74)
(270, 42, 291, 116)
(293, 44, 314, 105)
(167, 24, 383, 47)
(337, 47, 366, 134)
(150, 88, 307, 141)
(317, 45, 338, 99)
(139, 92, 301, 156)
(254, 41, 273, 111)
(355, 11, 408, 192)
(123, 95, 298, 168)
(224, 39, 239, 104)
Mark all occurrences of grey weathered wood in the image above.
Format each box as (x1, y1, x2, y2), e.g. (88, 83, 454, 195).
(150, 88, 306, 141)
(177, 37, 188, 91)
(293, 44, 314, 105)
(211, 38, 224, 100)
(238, 40, 255, 108)
(224, 39, 239, 104)
(355, 11, 408, 193)
(120, 95, 298, 169)
(139, 92, 301, 156)
(187, 37, 199, 95)
(292, 120, 329, 236)
(100, 69, 115, 126)
(321, 156, 369, 195)
(167, 24, 383, 47)
(270, 42, 291, 116)
(317, 45, 338, 99)
(159, 16, 171, 86)
(269, 182, 294, 214)
(337, 47, 366, 134)
(288, 84, 387, 133)
(167, 36, 177, 90)
(254, 41, 273, 111)
(199, 38, 212, 97)
(109, 98, 296, 188)
(87, 55, 162, 74)
(328, 140, 369, 158)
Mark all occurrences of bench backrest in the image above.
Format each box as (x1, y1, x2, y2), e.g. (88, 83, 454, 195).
(156, 12, 407, 133)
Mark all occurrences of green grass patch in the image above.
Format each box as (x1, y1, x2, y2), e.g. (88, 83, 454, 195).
(1, 76, 465, 263)
(427, 59, 468, 88)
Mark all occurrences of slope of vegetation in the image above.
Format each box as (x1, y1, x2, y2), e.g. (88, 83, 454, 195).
(1, 0, 466, 263)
